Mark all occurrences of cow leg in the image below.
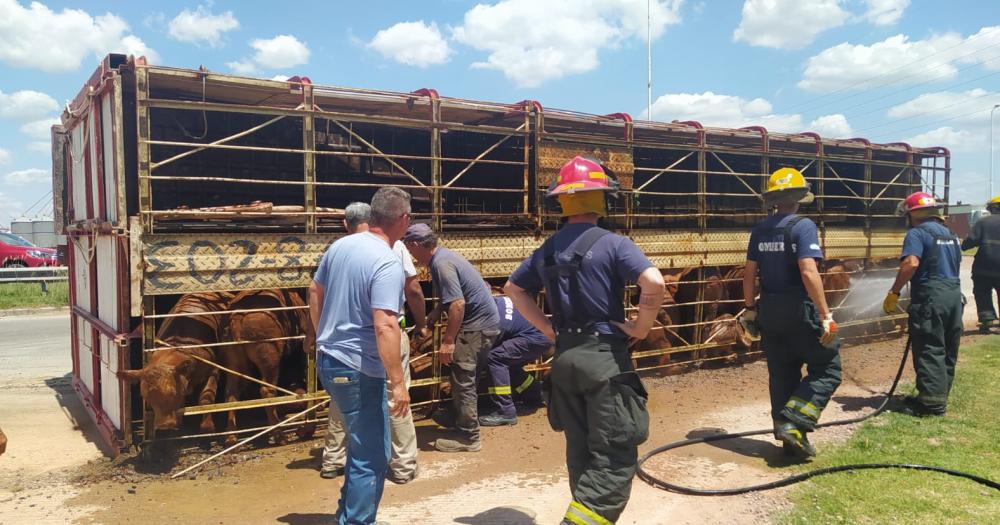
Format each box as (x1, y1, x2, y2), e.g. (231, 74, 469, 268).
(223, 373, 243, 447)
(198, 369, 220, 434)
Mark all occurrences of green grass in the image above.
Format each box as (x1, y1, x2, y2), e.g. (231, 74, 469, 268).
(0, 281, 69, 310)
(781, 336, 1000, 525)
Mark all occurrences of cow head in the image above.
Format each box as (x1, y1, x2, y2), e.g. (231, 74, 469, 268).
(118, 358, 195, 431)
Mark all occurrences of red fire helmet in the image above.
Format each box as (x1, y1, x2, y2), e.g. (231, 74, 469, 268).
(546, 156, 614, 197)
(898, 191, 941, 215)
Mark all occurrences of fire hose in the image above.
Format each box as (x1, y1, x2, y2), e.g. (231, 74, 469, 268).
(637, 337, 1000, 495)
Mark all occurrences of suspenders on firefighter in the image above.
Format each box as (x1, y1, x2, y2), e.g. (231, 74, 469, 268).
(742, 168, 842, 459)
(883, 192, 964, 416)
(504, 156, 665, 525)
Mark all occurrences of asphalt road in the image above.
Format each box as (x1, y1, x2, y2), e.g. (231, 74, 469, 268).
(0, 313, 71, 384)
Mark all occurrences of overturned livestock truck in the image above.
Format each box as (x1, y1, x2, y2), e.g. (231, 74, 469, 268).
(55, 54, 951, 453)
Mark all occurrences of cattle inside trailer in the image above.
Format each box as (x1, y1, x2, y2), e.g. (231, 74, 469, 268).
(53, 55, 950, 453)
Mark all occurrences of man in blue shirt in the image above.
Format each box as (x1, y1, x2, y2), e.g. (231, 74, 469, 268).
(309, 187, 411, 524)
(883, 192, 963, 416)
(506, 157, 665, 525)
(743, 167, 841, 460)
(479, 294, 553, 426)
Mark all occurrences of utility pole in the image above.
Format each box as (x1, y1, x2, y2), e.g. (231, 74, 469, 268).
(991, 104, 999, 198)
(647, 0, 652, 122)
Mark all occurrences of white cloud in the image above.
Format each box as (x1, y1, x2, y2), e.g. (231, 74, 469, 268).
(733, 0, 850, 49)
(27, 141, 51, 153)
(0, 191, 24, 221)
(368, 21, 452, 68)
(4, 168, 49, 186)
(119, 35, 160, 64)
(0, 0, 158, 72)
(452, 0, 683, 88)
(887, 89, 997, 124)
(227, 34, 310, 74)
(904, 126, 985, 152)
(799, 26, 1000, 92)
(168, 5, 239, 47)
(0, 148, 10, 165)
(862, 0, 909, 26)
(647, 91, 805, 132)
(0, 90, 59, 120)
(270, 74, 290, 81)
(20, 117, 60, 140)
(808, 114, 853, 138)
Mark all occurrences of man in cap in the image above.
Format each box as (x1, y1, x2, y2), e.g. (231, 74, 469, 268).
(961, 196, 1000, 333)
(404, 223, 500, 452)
(505, 156, 665, 525)
(320, 202, 425, 484)
(883, 191, 963, 416)
(478, 292, 552, 427)
(742, 167, 840, 459)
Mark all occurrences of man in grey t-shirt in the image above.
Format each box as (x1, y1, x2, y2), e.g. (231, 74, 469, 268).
(404, 223, 499, 452)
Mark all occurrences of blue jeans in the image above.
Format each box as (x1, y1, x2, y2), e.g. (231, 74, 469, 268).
(318, 352, 390, 525)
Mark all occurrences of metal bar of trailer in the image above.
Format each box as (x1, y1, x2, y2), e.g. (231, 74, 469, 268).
(633, 152, 696, 191)
(140, 175, 527, 192)
(442, 123, 526, 188)
(181, 391, 328, 416)
(709, 151, 762, 197)
(150, 115, 288, 170)
(154, 340, 298, 396)
(146, 304, 308, 319)
(142, 139, 527, 166)
(145, 335, 304, 353)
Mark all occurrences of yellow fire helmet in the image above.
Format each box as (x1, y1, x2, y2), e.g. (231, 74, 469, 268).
(989, 195, 1000, 207)
(764, 167, 814, 205)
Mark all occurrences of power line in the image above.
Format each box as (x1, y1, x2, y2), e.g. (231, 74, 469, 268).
(851, 82, 999, 134)
(785, 27, 1000, 113)
(869, 105, 994, 140)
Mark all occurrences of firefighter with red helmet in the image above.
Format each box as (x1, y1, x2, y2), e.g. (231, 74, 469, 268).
(883, 191, 964, 416)
(504, 156, 665, 524)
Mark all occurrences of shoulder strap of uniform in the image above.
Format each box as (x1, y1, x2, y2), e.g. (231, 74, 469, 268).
(541, 226, 612, 328)
(782, 216, 806, 268)
(570, 227, 612, 260)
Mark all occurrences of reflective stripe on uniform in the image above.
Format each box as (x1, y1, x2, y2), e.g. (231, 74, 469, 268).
(564, 501, 613, 525)
(488, 385, 513, 395)
(514, 374, 535, 394)
(785, 396, 820, 420)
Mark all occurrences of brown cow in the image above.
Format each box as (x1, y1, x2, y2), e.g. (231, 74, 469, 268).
(222, 289, 312, 445)
(821, 263, 853, 313)
(118, 292, 235, 434)
(0, 426, 6, 456)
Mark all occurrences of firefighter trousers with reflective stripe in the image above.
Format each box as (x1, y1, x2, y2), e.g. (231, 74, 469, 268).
(486, 335, 548, 417)
(759, 292, 842, 431)
(547, 333, 649, 524)
(908, 279, 963, 412)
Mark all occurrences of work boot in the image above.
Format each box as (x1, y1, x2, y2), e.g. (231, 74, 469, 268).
(386, 464, 419, 485)
(895, 395, 946, 417)
(431, 408, 456, 429)
(979, 319, 996, 334)
(479, 412, 517, 427)
(775, 422, 816, 459)
(319, 466, 344, 479)
(434, 436, 481, 453)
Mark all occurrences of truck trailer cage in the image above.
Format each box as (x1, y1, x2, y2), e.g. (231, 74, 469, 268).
(54, 55, 949, 453)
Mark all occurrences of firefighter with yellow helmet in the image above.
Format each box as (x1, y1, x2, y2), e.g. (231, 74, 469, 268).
(742, 167, 841, 459)
(504, 156, 665, 524)
(961, 195, 1000, 333)
(884, 192, 963, 416)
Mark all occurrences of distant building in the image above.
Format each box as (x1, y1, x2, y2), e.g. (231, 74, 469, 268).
(947, 202, 987, 239)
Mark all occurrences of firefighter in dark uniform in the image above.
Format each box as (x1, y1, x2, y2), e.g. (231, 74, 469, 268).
(961, 195, 1000, 333)
(742, 167, 841, 459)
(505, 156, 665, 525)
(478, 294, 552, 427)
(883, 192, 964, 416)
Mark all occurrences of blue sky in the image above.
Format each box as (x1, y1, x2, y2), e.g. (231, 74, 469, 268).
(2, 0, 999, 227)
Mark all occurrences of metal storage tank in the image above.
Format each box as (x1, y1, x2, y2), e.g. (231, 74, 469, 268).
(9, 217, 33, 244)
(31, 218, 56, 248)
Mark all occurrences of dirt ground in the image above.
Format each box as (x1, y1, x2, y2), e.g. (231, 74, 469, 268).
(1, 256, 993, 525)
(9, 332, 990, 525)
